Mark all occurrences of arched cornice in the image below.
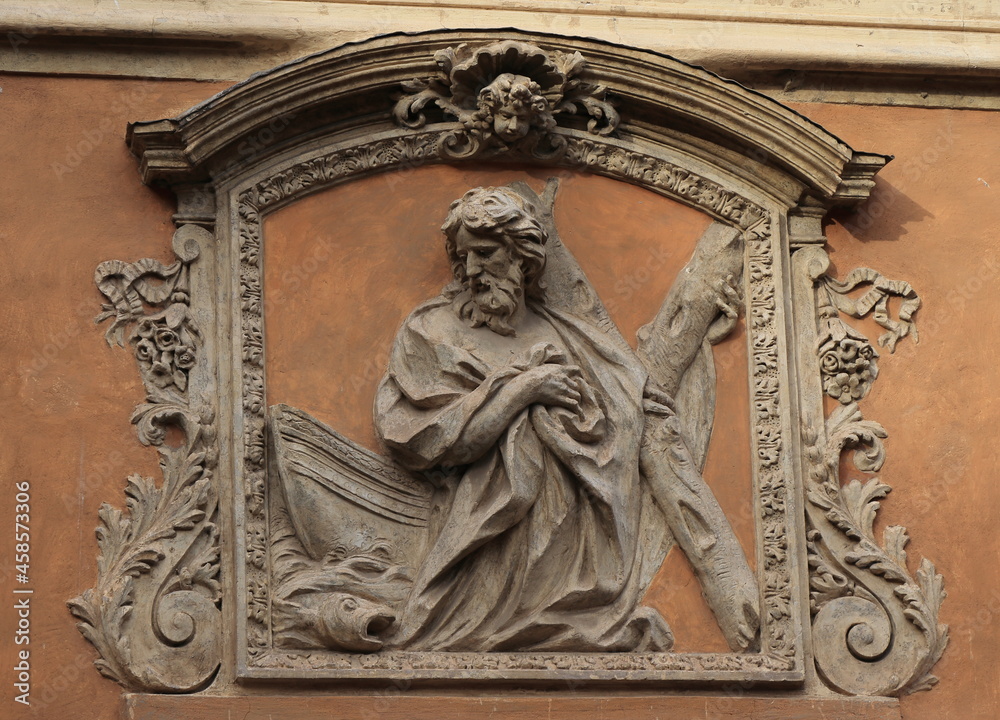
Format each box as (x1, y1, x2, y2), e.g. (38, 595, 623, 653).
(127, 29, 886, 208)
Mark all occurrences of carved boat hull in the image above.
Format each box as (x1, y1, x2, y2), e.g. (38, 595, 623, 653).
(269, 404, 432, 566)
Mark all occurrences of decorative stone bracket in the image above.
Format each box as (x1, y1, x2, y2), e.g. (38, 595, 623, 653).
(393, 40, 618, 160)
(800, 254, 946, 697)
(68, 225, 221, 692)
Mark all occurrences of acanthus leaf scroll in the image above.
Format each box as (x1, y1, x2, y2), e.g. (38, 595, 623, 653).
(806, 265, 947, 696)
(68, 224, 222, 693)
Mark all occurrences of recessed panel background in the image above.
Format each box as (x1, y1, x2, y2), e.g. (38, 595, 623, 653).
(263, 164, 753, 651)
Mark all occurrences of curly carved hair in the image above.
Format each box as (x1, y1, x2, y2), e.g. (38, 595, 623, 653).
(476, 74, 554, 129)
(441, 186, 548, 299)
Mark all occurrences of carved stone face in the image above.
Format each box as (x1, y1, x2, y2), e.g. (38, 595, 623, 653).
(316, 593, 396, 653)
(454, 225, 525, 335)
(455, 226, 518, 290)
(477, 73, 551, 143)
(492, 106, 532, 142)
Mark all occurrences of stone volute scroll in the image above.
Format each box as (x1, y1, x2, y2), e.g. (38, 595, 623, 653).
(796, 253, 947, 696)
(72, 28, 945, 716)
(68, 224, 221, 692)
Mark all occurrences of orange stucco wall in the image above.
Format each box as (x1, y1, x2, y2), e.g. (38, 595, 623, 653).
(263, 167, 751, 652)
(0, 75, 229, 718)
(0, 73, 997, 719)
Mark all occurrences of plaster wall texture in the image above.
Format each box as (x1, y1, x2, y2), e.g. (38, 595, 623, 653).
(2, 0, 999, 95)
(0, 73, 997, 718)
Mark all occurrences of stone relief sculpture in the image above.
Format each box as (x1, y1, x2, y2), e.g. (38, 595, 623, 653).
(393, 40, 618, 160)
(68, 225, 221, 692)
(271, 182, 759, 654)
(71, 30, 946, 709)
(795, 251, 948, 696)
(815, 268, 920, 403)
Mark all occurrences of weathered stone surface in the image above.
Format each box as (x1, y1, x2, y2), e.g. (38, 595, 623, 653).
(122, 693, 903, 720)
(58, 28, 945, 711)
(265, 181, 759, 657)
(3, 64, 994, 720)
(3, 0, 999, 109)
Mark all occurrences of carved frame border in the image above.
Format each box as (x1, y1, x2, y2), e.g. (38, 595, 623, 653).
(231, 127, 802, 682)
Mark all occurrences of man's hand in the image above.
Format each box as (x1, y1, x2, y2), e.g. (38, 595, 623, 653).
(706, 273, 743, 345)
(524, 363, 585, 411)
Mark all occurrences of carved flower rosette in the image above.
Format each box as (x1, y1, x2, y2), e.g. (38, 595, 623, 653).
(817, 318, 879, 404)
(131, 306, 201, 397)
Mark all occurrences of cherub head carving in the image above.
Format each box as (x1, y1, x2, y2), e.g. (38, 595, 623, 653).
(475, 73, 556, 143)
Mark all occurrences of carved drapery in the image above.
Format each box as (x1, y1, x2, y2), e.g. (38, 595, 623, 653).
(71, 30, 944, 699)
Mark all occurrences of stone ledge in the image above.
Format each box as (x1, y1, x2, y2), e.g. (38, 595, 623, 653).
(122, 692, 902, 720)
(2, 0, 1000, 92)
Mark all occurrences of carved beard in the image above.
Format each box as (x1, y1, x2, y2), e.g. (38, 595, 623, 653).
(459, 263, 524, 337)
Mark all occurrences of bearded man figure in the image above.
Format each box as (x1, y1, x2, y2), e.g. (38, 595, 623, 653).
(374, 185, 759, 653)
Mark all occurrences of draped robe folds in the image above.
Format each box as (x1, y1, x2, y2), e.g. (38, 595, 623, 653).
(374, 295, 674, 652)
